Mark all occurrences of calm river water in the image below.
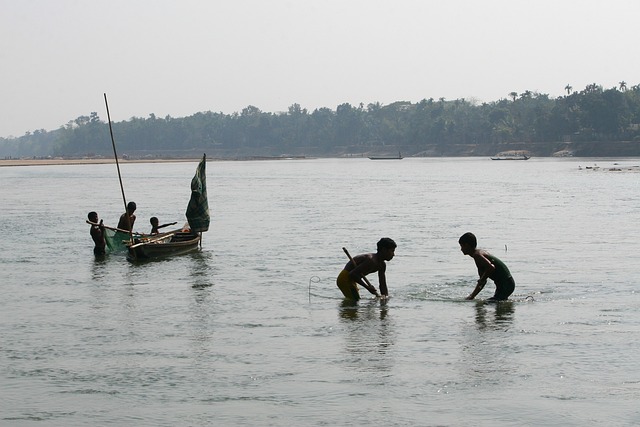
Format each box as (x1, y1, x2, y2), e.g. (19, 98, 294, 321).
(1, 157, 639, 426)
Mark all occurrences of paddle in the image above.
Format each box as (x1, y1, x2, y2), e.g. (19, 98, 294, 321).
(342, 247, 380, 297)
(86, 220, 131, 234)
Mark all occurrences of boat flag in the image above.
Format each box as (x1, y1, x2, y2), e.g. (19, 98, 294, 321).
(186, 154, 210, 232)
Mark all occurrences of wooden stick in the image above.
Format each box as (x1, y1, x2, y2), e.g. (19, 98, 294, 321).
(104, 93, 135, 257)
(342, 247, 379, 296)
(86, 220, 130, 234)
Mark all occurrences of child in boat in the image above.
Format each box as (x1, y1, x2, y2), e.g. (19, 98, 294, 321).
(336, 238, 396, 300)
(150, 217, 178, 234)
(459, 232, 515, 301)
(87, 211, 106, 256)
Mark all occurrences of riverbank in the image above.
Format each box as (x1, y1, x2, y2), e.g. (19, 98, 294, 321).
(0, 157, 206, 167)
(0, 155, 317, 167)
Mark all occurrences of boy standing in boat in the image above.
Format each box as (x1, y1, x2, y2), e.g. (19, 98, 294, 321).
(87, 211, 106, 256)
(336, 238, 396, 300)
(117, 201, 137, 231)
(459, 232, 515, 301)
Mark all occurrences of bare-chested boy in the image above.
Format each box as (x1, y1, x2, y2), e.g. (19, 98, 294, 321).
(117, 201, 137, 231)
(150, 217, 178, 234)
(459, 232, 515, 301)
(336, 237, 396, 300)
(87, 211, 106, 256)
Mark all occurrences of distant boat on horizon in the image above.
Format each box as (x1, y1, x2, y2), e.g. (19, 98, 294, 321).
(369, 152, 403, 160)
(490, 151, 530, 160)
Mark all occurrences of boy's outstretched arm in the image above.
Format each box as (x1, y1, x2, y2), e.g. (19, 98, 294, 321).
(465, 278, 486, 300)
(378, 267, 389, 297)
(159, 222, 178, 230)
(352, 273, 379, 296)
(358, 278, 380, 296)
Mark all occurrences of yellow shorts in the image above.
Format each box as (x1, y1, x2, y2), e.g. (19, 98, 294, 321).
(336, 269, 360, 300)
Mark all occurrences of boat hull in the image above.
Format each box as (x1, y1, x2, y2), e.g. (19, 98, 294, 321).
(368, 151, 403, 160)
(490, 156, 530, 160)
(127, 232, 201, 261)
(490, 151, 530, 160)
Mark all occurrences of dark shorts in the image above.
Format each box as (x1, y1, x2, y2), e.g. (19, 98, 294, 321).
(336, 269, 360, 300)
(94, 246, 106, 256)
(489, 276, 515, 301)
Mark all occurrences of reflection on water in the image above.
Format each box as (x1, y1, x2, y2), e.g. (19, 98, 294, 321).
(90, 255, 109, 281)
(188, 250, 215, 289)
(474, 300, 515, 330)
(338, 298, 389, 321)
(338, 298, 395, 374)
(188, 286, 215, 354)
(459, 300, 518, 384)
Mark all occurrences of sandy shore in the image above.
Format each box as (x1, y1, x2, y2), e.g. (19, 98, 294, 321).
(0, 158, 203, 167)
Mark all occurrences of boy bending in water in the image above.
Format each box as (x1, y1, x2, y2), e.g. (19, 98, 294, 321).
(459, 232, 515, 301)
(336, 237, 396, 300)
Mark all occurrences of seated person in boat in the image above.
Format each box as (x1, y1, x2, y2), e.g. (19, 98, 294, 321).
(336, 238, 396, 300)
(117, 201, 137, 231)
(150, 217, 178, 234)
(459, 232, 515, 301)
(88, 211, 106, 256)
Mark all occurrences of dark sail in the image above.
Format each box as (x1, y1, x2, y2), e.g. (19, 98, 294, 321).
(185, 154, 210, 232)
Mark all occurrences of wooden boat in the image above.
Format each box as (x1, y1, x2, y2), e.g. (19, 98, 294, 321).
(101, 95, 210, 263)
(127, 230, 201, 261)
(490, 151, 530, 160)
(369, 152, 403, 160)
(126, 154, 209, 262)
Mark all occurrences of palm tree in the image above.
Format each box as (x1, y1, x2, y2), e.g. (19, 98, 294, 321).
(509, 92, 518, 102)
(564, 84, 572, 95)
(619, 81, 627, 91)
(584, 83, 600, 94)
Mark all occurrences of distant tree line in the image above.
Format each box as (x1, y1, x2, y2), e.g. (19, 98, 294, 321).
(2, 82, 639, 158)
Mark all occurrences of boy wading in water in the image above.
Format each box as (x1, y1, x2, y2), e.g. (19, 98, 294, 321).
(336, 238, 396, 300)
(87, 211, 106, 256)
(459, 232, 515, 301)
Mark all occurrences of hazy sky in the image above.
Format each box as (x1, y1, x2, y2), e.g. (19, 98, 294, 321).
(1, 0, 639, 137)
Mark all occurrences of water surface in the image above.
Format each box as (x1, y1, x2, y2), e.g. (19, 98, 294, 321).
(1, 157, 639, 426)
